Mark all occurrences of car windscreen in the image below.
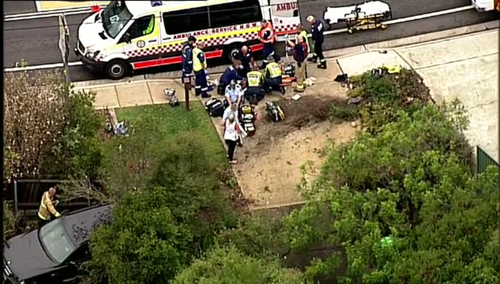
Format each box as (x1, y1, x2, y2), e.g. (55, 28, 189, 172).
(102, 0, 133, 39)
(39, 219, 77, 264)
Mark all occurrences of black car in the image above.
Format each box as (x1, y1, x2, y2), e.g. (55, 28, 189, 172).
(3, 204, 112, 284)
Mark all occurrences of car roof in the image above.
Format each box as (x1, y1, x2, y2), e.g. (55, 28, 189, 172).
(61, 204, 113, 246)
(125, 0, 245, 18)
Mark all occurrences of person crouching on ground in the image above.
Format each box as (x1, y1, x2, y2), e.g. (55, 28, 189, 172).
(224, 113, 241, 165)
(218, 60, 244, 95)
(287, 35, 308, 93)
(264, 57, 285, 95)
(225, 79, 244, 108)
(244, 66, 265, 105)
(38, 187, 61, 228)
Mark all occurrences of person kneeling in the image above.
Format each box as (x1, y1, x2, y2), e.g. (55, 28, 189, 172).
(218, 60, 244, 95)
(264, 57, 285, 95)
(244, 67, 265, 105)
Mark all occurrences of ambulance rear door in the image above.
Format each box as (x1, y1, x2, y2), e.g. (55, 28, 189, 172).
(269, 0, 300, 40)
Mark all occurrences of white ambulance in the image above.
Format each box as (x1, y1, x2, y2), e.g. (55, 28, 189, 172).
(472, 0, 499, 11)
(74, 0, 301, 79)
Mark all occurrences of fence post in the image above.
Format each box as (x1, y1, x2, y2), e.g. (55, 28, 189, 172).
(13, 180, 19, 214)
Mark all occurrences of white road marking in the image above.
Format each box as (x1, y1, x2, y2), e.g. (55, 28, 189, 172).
(4, 61, 83, 72)
(3, 5, 481, 72)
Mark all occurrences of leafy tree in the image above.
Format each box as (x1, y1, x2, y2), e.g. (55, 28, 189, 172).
(285, 101, 498, 283)
(89, 186, 194, 284)
(3, 70, 104, 181)
(89, 134, 241, 283)
(172, 246, 308, 284)
(4, 71, 69, 180)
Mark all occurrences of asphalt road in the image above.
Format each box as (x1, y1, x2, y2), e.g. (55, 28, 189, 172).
(3, 8, 498, 81)
(4, 1, 37, 15)
(298, 0, 471, 24)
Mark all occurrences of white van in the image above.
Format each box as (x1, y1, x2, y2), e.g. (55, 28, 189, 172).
(471, 0, 499, 11)
(74, 0, 301, 79)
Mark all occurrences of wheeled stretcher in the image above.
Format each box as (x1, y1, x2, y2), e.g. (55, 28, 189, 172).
(323, 1, 392, 33)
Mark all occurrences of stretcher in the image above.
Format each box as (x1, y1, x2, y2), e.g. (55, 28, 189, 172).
(323, 1, 392, 33)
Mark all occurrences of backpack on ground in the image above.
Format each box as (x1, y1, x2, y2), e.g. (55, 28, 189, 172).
(204, 98, 225, 117)
(266, 101, 285, 122)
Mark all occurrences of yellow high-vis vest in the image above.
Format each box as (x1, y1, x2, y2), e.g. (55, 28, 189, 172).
(247, 71, 263, 87)
(265, 62, 282, 79)
(193, 48, 206, 72)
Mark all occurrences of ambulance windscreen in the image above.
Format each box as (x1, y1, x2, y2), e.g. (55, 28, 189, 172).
(102, 0, 133, 39)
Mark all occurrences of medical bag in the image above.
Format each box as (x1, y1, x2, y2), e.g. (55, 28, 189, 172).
(266, 101, 286, 122)
(283, 64, 295, 77)
(239, 104, 256, 136)
(204, 98, 225, 117)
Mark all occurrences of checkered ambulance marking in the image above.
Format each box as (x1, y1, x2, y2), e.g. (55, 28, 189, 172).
(124, 30, 260, 58)
(275, 24, 300, 33)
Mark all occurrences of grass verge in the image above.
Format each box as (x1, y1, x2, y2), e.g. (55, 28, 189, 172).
(101, 103, 228, 194)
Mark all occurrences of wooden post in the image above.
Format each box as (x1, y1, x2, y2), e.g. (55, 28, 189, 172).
(183, 75, 191, 110)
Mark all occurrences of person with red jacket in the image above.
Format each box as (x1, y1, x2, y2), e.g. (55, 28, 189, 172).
(258, 19, 280, 69)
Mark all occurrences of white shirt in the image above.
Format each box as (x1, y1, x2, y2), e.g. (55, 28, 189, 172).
(223, 108, 239, 123)
(225, 84, 243, 103)
(224, 120, 238, 141)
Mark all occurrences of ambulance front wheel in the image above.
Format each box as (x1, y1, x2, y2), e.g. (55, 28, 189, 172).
(224, 43, 243, 63)
(105, 60, 129, 80)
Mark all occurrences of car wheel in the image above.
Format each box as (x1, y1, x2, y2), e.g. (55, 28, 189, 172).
(224, 43, 243, 64)
(105, 60, 129, 80)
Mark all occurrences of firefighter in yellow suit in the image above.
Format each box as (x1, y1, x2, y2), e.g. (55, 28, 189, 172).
(38, 187, 61, 227)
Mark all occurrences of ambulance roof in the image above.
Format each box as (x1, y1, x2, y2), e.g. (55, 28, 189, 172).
(124, 0, 246, 18)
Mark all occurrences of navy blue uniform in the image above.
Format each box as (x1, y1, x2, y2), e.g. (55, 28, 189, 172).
(233, 48, 254, 77)
(218, 66, 243, 95)
(311, 20, 326, 68)
(181, 42, 193, 77)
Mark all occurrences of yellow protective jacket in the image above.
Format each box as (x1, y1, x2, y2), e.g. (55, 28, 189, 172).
(299, 30, 310, 54)
(38, 191, 61, 220)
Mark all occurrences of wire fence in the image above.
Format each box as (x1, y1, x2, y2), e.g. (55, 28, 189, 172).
(3, 179, 97, 215)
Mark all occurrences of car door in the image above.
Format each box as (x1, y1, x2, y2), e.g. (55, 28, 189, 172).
(119, 14, 160, 63)
(59, 245, 91, 283)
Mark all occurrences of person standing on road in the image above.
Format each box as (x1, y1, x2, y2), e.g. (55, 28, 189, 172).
(258, 19, 280, 69)
(287, 35, 308, 92)
(307, 15, 327, 69)
(181, 36, 197, 80)
(193, 42, 211, 98)
(224, 113, 241, 165)
(38, 187, 61, 228)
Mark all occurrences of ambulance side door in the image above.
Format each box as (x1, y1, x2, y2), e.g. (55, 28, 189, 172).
(269, 0, 301, 39)
(118, 13, 160, 63)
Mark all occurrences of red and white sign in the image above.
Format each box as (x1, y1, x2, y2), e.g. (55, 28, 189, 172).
(276, 3, 298, 11)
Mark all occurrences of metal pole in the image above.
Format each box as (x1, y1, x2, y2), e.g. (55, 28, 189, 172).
(13, 180, 18, 214)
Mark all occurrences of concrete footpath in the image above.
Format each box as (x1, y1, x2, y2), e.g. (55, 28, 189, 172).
(75, 21, 498, 163)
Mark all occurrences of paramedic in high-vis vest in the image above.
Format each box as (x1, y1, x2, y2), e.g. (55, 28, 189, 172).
(264, 57, 285, 94)
(244, 67, 265, 104)
(258, 19, 280, 69)
(181, 36, 197, 79)
(193, 42, 211, 98)
(38, 187, 61, 228)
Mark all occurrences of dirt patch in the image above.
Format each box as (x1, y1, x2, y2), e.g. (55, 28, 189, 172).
(233, 96, 358, 208)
